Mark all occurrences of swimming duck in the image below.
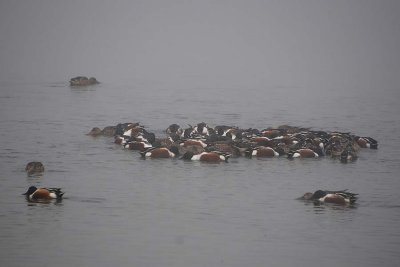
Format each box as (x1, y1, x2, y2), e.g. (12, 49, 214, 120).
(124, 141, 152, 151)
(140, 146, 180, 158)
(86, 127, 103, 137)
(23, 186, 64, 200)
(340, 149, 358, 163)
(245, 146, 280, 158)
(287, 148, 319, 159)
(115, 122, 140, 136)
(355, 136, 378, 149)
(69, 76, 99, 86)
(300, 190, 358, 205)
(25, 162, 45, 175)
(181, 151, 230, 163)
(86, 126, 117, 137)
(205, 142, 242, 157)
(179, 139, 208, 148)
(166, 124, 183, 136)
(193, 122, 211, 136)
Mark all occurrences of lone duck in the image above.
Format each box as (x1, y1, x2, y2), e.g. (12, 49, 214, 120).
(300, 190, 358, 205)
(23, 186, 64, 200)
(25, 162, 45, 175)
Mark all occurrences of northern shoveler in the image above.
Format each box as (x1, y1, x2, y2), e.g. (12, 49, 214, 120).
(287, 148, 319, 159)
(340, 149, 358, 163)
(166, 124, 183, 136)
(87, 127, 103, 137)
(23, 186, 64, 200)
(87, 126, 116, 137)
(181, 151, 230, 163)
(205, 142, 242, 157)
(193, 122, 210, 136)
(140, 146, 180, 158)
(300, 190, 358, 205)
(124, 141, 152, 151)
(25, 162, 45, 175)
(179, 139, 208, 148)
(261, 129, 281, 138)
(245, 146, 280, 158)
(355, 136, 378, 149)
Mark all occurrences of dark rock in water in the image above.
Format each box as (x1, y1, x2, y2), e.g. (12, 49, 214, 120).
(25, 162, 44, 175)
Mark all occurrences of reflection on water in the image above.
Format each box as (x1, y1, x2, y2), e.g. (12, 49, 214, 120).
(302, 201, 359, 215)
(26, 198, 63, 206)
(0, 82, 399, 267)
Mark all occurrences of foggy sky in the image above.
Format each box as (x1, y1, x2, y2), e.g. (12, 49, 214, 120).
(0, 0, 399, 90)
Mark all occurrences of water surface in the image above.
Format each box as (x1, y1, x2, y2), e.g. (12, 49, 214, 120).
(0, 81, 399, 267)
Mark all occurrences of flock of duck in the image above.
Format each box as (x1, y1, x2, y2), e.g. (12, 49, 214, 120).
(23, 121, 378, 206)
(87, 121, 377, 163)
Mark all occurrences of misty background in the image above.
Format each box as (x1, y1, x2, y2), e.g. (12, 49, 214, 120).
(0, 0, 399, 91)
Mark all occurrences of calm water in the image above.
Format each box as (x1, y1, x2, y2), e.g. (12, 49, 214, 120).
(1, 81, 399, 267)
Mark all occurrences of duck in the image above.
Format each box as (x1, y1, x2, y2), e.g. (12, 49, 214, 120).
(153, 134, 180, 147)
(87, 126, 116, 137)
(179, 139, 208, 148)
(355, 136, 378, 149)
(205, 142, 242, 157)
(114, 135, 129, 145)
(261, 129, 282, 138)
(166, 124, 183, 136)
(214, 125, 234, 136)
(340, 149, 358, 163)
(124, 141, 152, 151)
(193, 122, 211, 136)
(115, 122, 140, 136)
(69, 76, 99, 86)
(250, 136, 272, 146)
(300, 190, 358, 205)
(287, 148, 319, 159)
(181, 151, 230, 163)
(245, 146, 280, 158)
(25, 162, 45, 175)
(86, 127, 103, 137)
(23, 186, 64, 200)
(140, 146, 180, 159)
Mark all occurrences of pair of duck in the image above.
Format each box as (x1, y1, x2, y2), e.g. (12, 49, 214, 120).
(24, 162, 64, 201)
(69, 76, 99, 86)
(22, 186, 357, 206)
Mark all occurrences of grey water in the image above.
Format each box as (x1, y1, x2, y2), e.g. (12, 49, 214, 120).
(0, 81, 399, 267)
